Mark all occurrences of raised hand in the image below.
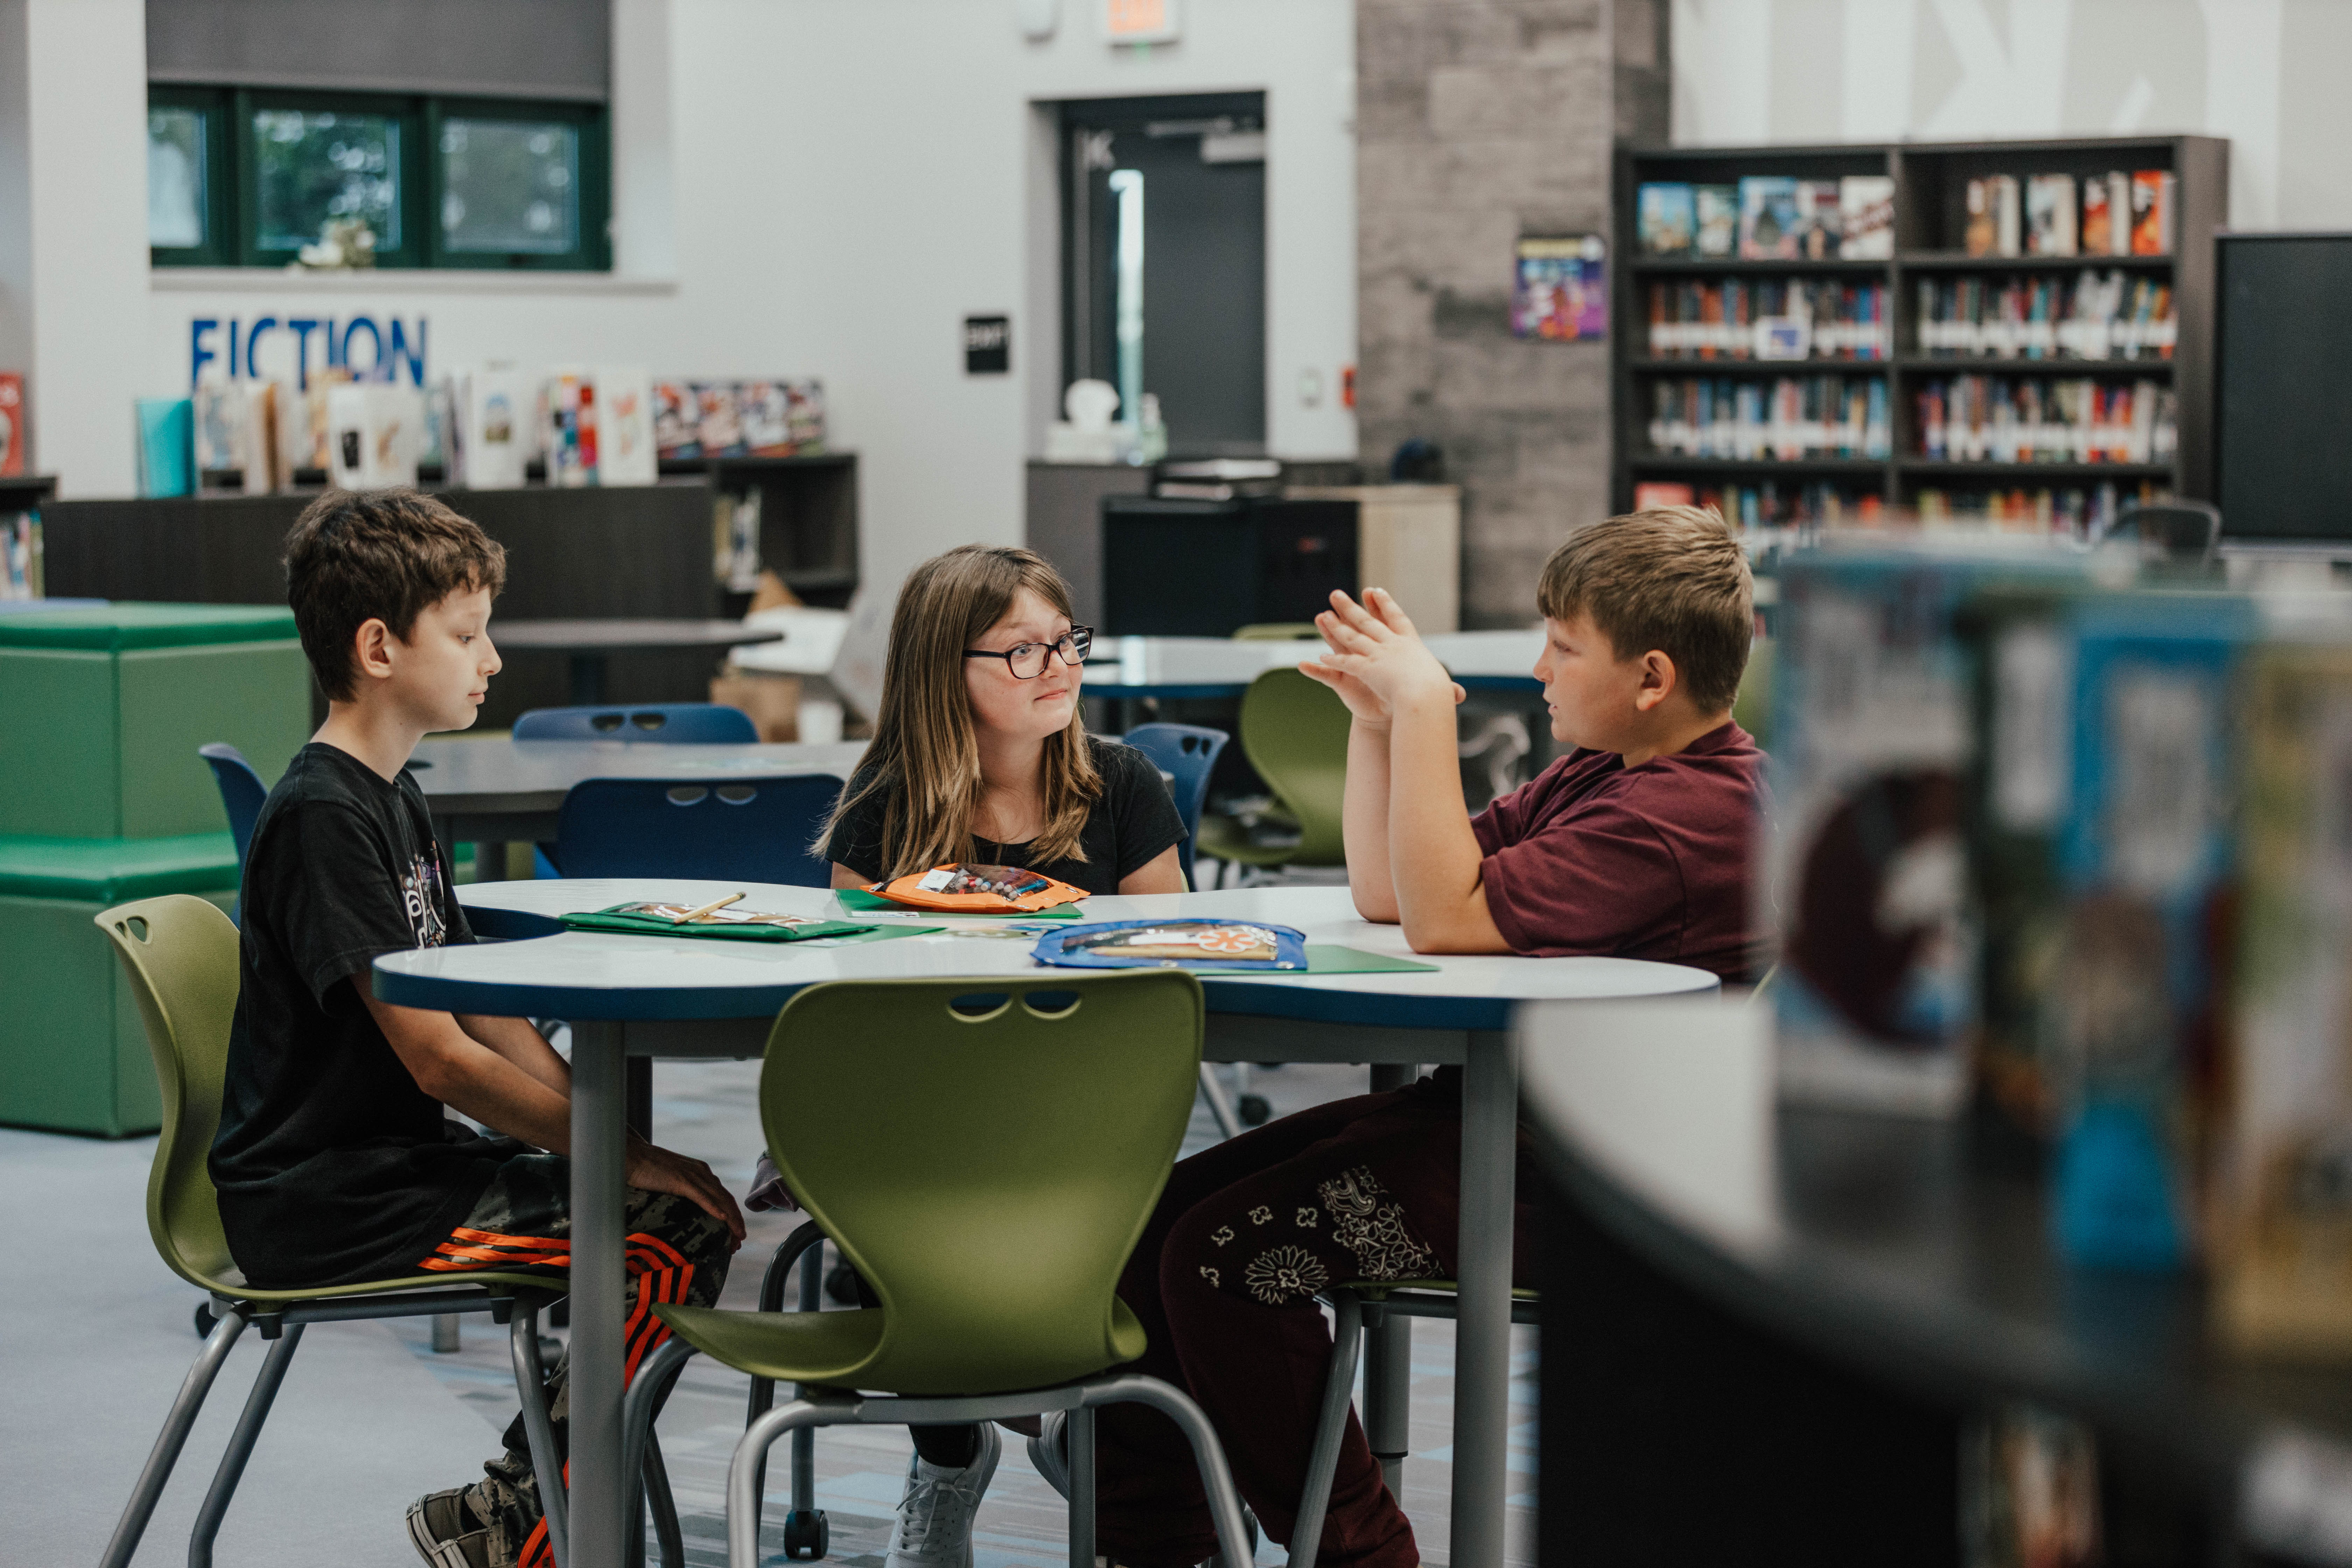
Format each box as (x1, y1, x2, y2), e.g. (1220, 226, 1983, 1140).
(1304, 588, 1463, 718)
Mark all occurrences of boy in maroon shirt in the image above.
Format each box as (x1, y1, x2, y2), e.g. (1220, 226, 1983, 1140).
(1058, 507, 1768, 1567)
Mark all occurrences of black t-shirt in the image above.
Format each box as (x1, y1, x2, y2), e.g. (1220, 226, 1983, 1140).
(820, 735, 1186, 895)
(209, 743, 512, 1288)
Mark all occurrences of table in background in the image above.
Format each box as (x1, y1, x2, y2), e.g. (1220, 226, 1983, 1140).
(1078, 628, 1546, 701)
(411, 737, 870, 874)
(379, 882, 1717, 1568)
(492, 620, 785, 705)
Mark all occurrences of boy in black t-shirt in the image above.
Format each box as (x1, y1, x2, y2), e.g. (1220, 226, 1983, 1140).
(210, 490, 743, 1568)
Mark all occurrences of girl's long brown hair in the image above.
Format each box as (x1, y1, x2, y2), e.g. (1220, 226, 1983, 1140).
(823, 545, 1102, 878)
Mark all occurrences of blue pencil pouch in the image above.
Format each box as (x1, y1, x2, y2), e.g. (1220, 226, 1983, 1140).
(1031, 918, 1308, 971)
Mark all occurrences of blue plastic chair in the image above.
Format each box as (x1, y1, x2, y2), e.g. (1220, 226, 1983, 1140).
(553, 775, 842, 887)
(1120, 723, 1228, 890)
(517, 704, 761, 874)
(512, 703, 760, 744)
(197, 744, 268, 924)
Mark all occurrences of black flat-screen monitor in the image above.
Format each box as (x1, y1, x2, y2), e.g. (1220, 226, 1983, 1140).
(2217, 233, 2352, 541)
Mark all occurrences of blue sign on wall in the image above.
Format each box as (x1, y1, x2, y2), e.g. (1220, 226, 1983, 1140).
(189, 313, 428, 390)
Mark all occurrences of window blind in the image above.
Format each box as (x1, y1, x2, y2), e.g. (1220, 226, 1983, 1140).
(146, 0, 609, 102)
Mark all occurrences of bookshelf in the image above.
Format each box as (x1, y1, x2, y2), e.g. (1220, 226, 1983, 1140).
(1611, 136, 2227, 530)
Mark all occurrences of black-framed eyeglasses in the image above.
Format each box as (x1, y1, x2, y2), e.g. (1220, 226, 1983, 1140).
(963, 626, 1093, 680)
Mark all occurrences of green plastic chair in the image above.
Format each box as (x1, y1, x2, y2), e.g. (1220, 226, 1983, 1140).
(1231, 622, 1321, 641)
(1732, 635, 1774, 749)
(618, 971, 1256, 1568)
(1194, 666, 1352, 884)
(91, 896, 594, 1568)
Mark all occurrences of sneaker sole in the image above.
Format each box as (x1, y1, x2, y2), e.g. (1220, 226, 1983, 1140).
(405, 1494, 479, 1568)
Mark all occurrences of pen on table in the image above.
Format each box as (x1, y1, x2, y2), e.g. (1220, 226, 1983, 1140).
(674, 891, 745, 924)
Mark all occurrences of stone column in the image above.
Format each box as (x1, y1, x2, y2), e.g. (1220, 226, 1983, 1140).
(1356, 0, 1669, 627)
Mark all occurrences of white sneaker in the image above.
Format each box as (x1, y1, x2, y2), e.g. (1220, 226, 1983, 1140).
(886, 1422, 1001, 1568)
(1028, 1409, 1071, 1500)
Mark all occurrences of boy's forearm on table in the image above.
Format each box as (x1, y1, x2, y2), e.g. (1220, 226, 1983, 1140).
(1343, 718, 1400, 922)
(1385, 692, 1510, 953)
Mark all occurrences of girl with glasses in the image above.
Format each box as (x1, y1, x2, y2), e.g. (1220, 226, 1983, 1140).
(804, 544, 1188, 1564)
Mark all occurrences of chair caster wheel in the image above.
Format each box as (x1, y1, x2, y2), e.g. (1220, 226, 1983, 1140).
(781, 1507, 828, 1559)
(194, 1301, 216, 1338)
(824, 1262, 862, 1306)
(1238, 1094, 1272, 1127)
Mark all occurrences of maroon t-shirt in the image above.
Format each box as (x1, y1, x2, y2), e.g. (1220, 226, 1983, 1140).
(1470, 720, 1768, 981)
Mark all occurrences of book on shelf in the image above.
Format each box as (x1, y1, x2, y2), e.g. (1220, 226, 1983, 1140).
(2080, 173, 2132, 257)
(653, 382, 700, 462)
(1793, 180, 1842, 260)
(1913, 374, 2175, 465)
(739, 380, 794, 455)
(546, 368, 595, 488)
(327, 384, 422, 491)
(1694, 184, 1738, 257)
(2025, 173, 2078, 257)
(0, 372, 22, 477)
(1738, 176, 1802, 259)
(1644, 278, 1891, 361)
(2, 510, 41, 600)
(192, 382, 274, 493)
(1965, 175, 2023, 257)
(1770, 547, 2086, 1115)
(597, 367, 658, 485)
(1633, 481, 1695, 510)
(1636, 182, 1696, 255)
(134, 397, 193, 498)
(420, 380, 452, 480)
(1646, 373, 1891, 461)
(2131, 170, 2176, 255)
(460, 368, 533, 490)
(1913, 271, 2175, 362)
(1839, 175, 1895, 259)
(694, 383, 747, 458)
(1914, 480, 2164, 536)
(2224, 642, 2352, 1354)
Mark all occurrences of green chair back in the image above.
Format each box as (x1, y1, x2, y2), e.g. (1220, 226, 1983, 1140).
(757, 971, 1202, 1395)
(1238, 666, 1352, 865)
(94, 895, 244, 1293)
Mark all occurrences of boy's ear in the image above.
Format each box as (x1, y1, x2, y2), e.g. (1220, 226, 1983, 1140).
(1632, 648, 1679, 712)
(351, 617, 396, 684)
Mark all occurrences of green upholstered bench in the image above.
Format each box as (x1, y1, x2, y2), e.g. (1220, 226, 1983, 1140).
(0, 602, 310, 840)
(0, 833, 240, 1135)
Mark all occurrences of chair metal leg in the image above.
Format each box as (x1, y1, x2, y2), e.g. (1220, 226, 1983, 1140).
(98, 1303, 250, 1568)
(1065, 1405, 1096, 1568)
(621, 1339, 696, 1568)
(1360, 1304, 1412, 1501)
(188, 1320, 306, 1568)
(644, 1433, 683, 1568)
(731, 1400, 829, 1568)
(1290, 1291, 1365, 1568)
(511, 1298, 570, 1568)
(746, 1222, 828, 1554)
(1082, 1375, 1254, 1568)
(1198, 1061, 1243, 1140)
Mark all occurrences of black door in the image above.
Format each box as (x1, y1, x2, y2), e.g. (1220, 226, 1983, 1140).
(1062, 92, 1266, 457)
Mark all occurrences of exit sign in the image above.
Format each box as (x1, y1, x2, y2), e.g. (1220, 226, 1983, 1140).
(1104, 0, 1178, 45)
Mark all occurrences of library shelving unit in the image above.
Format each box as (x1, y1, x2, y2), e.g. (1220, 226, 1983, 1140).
(1610, 136, 2227, 523)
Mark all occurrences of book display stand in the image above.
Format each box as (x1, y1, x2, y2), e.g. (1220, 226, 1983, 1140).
(1612, 136, 2227, 531)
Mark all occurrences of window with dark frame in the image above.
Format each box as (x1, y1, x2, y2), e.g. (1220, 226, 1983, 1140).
(148, 87, 610, 272)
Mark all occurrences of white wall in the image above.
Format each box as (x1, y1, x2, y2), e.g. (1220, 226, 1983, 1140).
(1670, 0, 2349, 233)
(18, 0, 1357, 602)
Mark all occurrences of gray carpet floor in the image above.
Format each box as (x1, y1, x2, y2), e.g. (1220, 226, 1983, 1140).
(6, 1058, 1534, 1567)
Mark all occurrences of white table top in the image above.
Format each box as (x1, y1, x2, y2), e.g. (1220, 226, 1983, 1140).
(378, 882, 1716, 1029)
(411, 738, 870, 819)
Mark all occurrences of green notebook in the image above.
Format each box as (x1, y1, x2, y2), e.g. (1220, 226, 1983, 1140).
(561, 904, 881, 943)
(834, 886, 1086, 919)
(1294, 945, 1440, 975)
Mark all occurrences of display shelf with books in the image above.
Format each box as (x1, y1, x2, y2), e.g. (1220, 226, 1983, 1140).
(1613, 135, 2225, 527)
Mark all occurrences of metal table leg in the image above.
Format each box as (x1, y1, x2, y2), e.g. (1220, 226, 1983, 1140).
(1450, 1029, 1519, 1568)
(569, 1019, 630, 1568)
(1363, 1064, 1416, 1497)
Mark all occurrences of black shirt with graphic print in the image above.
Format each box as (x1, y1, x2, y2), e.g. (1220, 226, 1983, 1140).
(210, 742, 515, 1288)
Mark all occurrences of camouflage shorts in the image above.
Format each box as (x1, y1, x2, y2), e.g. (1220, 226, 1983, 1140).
(416, 1152, 733, 1568)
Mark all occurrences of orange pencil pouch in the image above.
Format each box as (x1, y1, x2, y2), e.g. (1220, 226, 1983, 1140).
(869, 862, 1087, 912)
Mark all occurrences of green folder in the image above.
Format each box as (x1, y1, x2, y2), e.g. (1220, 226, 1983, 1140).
(1293, 945, 1440, 975)
(561, 906, 882, 943)
(834, 886, 1086, 919)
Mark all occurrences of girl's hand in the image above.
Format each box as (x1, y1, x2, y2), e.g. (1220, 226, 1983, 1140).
(1306, 588, 1463, 718)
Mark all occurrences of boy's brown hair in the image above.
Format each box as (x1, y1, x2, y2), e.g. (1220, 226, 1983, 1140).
(1536, 505, 1753, 713)
(284, 489, 507, 701)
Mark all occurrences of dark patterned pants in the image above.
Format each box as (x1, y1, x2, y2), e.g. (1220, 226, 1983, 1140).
(1094, 1071, 1539, 1568)
(414, 1152, 734, 1568)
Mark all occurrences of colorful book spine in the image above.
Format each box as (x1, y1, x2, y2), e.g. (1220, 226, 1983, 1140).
(1645, 374, 1890, 460)
(1913, 376, 2174, 464)
(1644, 280, 1891, 361)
